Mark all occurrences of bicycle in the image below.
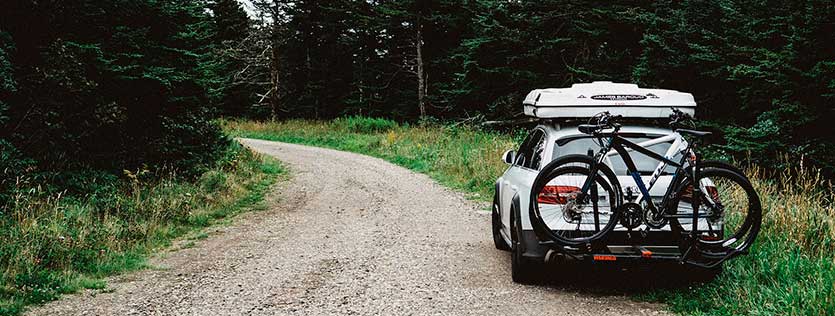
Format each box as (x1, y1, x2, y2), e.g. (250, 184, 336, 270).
(529, 110, 761, 266)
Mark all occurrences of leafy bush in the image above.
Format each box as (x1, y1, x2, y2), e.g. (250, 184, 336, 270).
(0, 140, 33, 204)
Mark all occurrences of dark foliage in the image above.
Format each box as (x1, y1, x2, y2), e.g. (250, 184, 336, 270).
(633, 0, 835, 173)
(257, 0, 835, 175)
(207, 0, 258, 117)
(0, 0, 234, 194)
(1, 0, 832, 183)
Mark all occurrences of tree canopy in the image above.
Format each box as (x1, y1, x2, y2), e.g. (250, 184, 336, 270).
(1, 0, 832, 185)
(251, 0, 835, 175)
(0, 0, 245, 194)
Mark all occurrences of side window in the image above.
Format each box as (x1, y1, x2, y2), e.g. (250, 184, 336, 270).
(515, 129, 545, 169)
(528, 131, 547, 170)
(513, 132, 535, 166)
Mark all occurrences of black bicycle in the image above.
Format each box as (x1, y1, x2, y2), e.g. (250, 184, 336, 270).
(529, 110, 761, 265)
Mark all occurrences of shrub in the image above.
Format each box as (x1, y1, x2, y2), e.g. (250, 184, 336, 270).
(0, 140, 33, 204)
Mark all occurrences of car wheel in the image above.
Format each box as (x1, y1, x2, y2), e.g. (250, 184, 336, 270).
(510, 206, 536, 284)
(492, 192, 510, 251)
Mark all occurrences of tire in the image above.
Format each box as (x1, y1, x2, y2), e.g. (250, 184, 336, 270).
(510, 206, 536, 284)
(529, 154, 622, 246)
(668, 166, 761, 255)
(492, 191, 511, 251)
(699, 160, 746, 177)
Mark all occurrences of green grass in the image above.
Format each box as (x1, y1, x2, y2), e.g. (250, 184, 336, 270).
(224, 117, 515, 200)
(0, 143, 284, 315)
(639, 165, 835, 315)
(225, 116, 835, 316)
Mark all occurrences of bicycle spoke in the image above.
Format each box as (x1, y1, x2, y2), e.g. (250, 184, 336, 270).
(532, 165, 617, 244)
(670, 167, 760, 252)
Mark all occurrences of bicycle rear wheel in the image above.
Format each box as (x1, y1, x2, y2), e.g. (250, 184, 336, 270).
(530, 165, 620, 246)
(668, 166, 761, 254)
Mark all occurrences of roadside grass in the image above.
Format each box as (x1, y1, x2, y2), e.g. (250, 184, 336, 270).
(226, 116, 834, 316)
(224, 116, 515, 200)
(641, 164, 835, 315)
(0, 143, 283, 315)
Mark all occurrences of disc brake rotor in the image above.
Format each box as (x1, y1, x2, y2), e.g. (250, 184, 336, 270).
(562, 200, 583, 223)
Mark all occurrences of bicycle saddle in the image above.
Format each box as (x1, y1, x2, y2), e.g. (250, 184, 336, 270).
(677, 129, 712, 137)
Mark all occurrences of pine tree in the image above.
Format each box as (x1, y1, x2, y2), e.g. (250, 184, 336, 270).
(211, 0, 252, 43)
(444, 1, 647, 118)
(248, 0, 293, 118)
(207, 0, 257, 116)
(0, 0, 228, 175)
(374, 0, 474, 118)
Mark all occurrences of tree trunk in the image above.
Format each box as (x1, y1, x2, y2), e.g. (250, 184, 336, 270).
(268, 23, 282, 120)
(416, 16, 427, 118)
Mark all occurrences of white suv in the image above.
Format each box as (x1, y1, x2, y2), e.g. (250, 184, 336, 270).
(492, 122, 687, 282)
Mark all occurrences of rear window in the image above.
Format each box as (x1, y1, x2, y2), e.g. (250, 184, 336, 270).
(554, 135, 679, 175)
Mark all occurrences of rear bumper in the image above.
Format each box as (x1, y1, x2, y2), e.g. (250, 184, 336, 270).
(520, 230, 685, 263)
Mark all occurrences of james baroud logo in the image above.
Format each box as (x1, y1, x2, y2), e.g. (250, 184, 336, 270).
(590, 94, 647, 101)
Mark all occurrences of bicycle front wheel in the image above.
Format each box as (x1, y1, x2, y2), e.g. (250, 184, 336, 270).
(668, 166, 761, 254)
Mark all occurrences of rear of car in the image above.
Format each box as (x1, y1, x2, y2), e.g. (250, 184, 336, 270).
(494, 82, 709, 283)
(497, 123, 721, 267)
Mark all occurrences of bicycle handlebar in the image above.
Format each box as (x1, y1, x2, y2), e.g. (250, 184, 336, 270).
(581, 109, 695, 135)
(579, 112, 622, 135)
(599, 112, 623, 126)
(669, 108, 693, 128)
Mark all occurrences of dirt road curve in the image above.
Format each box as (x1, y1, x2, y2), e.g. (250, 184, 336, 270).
(29, 139, 669, 316)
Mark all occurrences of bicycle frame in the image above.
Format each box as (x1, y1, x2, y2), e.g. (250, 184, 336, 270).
(579, 131, 692, 214)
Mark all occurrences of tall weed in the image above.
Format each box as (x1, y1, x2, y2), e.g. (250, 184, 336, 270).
(0, 144, 282, 315)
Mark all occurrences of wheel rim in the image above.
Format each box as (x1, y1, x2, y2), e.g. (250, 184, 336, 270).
(670, 168, 761, 252)
(532, 166, 619, 245)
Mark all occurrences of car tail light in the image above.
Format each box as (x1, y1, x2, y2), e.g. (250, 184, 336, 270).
(537, 185, 581, 204)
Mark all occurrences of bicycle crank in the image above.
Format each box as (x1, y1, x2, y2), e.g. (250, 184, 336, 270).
(618, 202, 643, 229)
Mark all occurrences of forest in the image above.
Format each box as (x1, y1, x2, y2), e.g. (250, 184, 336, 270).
(2, 0, 834, 188)
(0, 0, 834, 313)
(238, 0, 835, 175)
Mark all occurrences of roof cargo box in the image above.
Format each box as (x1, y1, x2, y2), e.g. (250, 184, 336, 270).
(523, 82, 696, 119)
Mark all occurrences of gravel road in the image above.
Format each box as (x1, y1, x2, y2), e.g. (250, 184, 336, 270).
(28, 139, 670, 316)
